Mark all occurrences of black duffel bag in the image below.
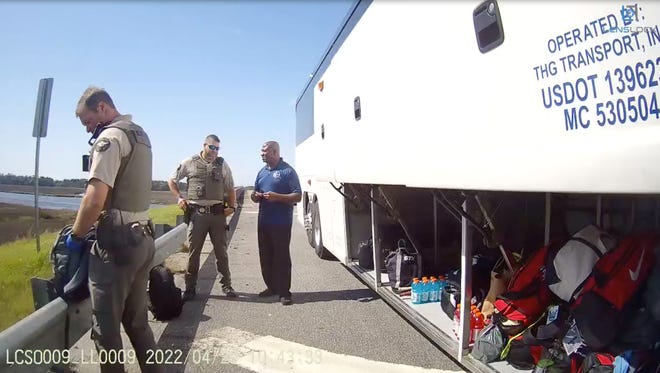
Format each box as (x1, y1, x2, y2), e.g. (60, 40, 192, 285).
(385, 239, 421, 289)
(358, 237, 374, 270)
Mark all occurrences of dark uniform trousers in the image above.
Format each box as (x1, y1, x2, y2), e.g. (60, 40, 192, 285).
(89, 227, 163, 373)
(185, 210, 231, 291)
(257, 224, 293, 297)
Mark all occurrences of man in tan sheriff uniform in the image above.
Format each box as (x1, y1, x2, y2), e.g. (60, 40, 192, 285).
(67, 86, 163, 373)
(167, 134, 237, 301)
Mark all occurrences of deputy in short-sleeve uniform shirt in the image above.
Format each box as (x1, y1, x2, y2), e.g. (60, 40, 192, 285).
(90, 123, 147, 224)
(168, 135, 237, 300)
(70, 87, 162, 373)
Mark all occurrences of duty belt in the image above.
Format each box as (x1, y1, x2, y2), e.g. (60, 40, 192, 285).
(191, 204, 222, 214)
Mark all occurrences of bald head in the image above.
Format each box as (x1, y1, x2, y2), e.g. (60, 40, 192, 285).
(264, 141, 280, 155)
(261, 141, 281, 167)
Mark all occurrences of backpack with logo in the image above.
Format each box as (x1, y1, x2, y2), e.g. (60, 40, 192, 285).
(385, 239, 421, 289)
(571, 234, 657, 351)
(546, 225, 617, 303)
(494, 243, 559, 334)
(50, 224, 96, 303)
(148, 264, 184, 321)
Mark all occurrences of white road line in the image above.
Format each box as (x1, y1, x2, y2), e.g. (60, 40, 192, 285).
(193, 327, 463, 373)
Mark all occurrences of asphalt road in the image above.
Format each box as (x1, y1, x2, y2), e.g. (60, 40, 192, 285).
(70, 198, 465, 373)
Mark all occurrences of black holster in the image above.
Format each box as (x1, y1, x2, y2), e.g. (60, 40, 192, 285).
(183, 205, 192, 224)
(96, 211, 148, 266)
(209, 203, 224, 215)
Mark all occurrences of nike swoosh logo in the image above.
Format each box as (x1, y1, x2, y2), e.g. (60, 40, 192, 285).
(629, 248, 645, 281)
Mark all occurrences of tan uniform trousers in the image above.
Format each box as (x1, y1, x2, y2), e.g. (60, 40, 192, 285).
(185, 209, 230, 291)
(89, 226, 163, 373)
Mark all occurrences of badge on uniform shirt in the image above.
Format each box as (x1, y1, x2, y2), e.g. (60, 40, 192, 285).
(273, 170, 281, 180)
(96, 138, 111, 152)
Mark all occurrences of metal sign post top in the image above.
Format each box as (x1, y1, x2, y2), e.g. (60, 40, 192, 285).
(33, 78, 54, 138)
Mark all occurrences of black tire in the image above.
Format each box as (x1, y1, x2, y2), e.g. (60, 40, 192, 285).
(311, 202, 332, 259)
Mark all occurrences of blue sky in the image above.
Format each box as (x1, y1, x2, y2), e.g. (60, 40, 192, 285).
(0, 0, 353, 186)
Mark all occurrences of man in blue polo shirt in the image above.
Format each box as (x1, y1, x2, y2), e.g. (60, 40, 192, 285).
(251, 141, 302, 305)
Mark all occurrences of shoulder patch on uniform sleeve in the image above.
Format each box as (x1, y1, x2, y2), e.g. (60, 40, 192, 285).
(95, 138, 112, 152)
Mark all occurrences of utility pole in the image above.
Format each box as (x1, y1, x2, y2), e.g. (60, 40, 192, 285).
(32, 78, 54, 252)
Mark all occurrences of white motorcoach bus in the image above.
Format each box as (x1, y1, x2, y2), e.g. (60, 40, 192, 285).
(295, 1, 660, 372)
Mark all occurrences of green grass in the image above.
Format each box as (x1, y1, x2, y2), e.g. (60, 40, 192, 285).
(149, 204, 183, 226)
(0, 204, 181, 333)
(0, 232, 57, 332)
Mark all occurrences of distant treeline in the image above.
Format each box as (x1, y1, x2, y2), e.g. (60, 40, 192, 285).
(0, 173, 181, 191)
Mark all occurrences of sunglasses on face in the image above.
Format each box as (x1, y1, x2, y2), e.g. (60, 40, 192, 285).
(206, 144, 220, 151)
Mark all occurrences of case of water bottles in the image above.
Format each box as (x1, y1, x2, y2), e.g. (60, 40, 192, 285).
(410, 275, 445, 305)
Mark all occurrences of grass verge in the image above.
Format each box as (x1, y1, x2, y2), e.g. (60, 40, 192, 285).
(149, 204, 182, 227)
(0, 232, 57, 332)
(0, 204, 181, 333)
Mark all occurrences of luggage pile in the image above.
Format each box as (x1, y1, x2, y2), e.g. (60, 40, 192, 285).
(470, 225, 660, 373)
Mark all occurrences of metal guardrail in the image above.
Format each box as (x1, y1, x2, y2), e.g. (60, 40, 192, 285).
(0, 223, 188, 372)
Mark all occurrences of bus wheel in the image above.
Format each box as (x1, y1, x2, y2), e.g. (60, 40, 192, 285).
(311, 202, 332, 259)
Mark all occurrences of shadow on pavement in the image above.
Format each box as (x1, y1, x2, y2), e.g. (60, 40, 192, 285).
(154, 190, 244, 372)
(205, 287, 380, 304)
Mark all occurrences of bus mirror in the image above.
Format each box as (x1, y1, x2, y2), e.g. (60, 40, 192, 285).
(473, 0, 505, 53)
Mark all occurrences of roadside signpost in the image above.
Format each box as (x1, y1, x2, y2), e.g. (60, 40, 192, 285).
(33, 78, 54, 252)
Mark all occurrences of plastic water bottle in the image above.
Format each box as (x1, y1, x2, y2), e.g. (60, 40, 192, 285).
(474, 310, 485, 342)
(468, 305, 486, 344)
(421, 277, 430, 303)
(411, 278, 421, 304)
(453, 303, 461, 337)
(429, 277, 439, 302)
(437, 275, 446, 293)
(469, 307, 478, 344)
